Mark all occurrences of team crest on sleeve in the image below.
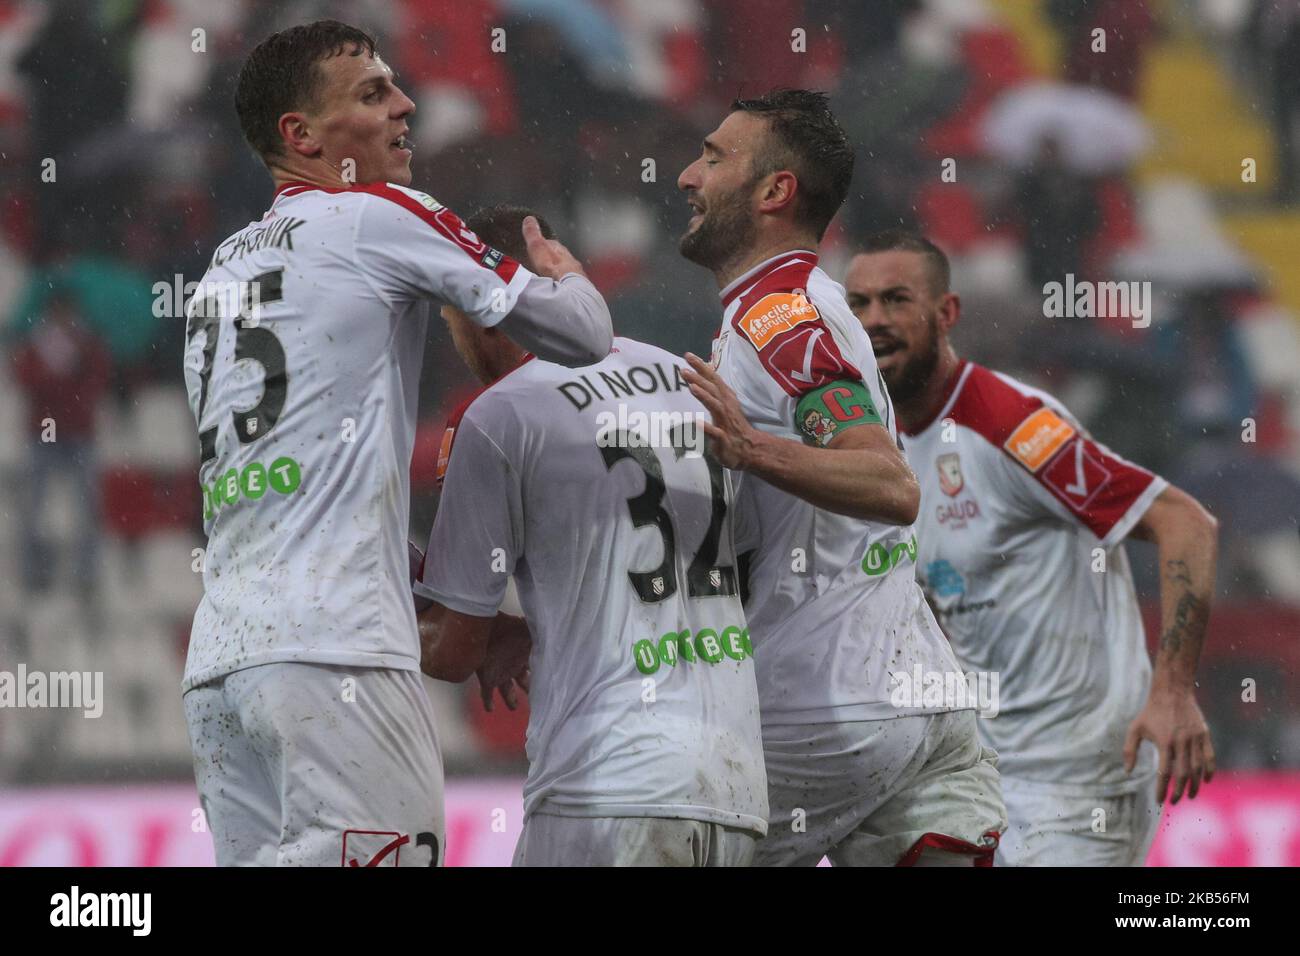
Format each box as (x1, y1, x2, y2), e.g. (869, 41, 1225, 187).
(1004, 407, 1076, 472)
(936, 453, 964, 496)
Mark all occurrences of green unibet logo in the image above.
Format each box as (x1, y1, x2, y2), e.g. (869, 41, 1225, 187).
(721, 625, 746, 661)
(241, 461, 268, 499)
(634, 625, 751, 675)
(657, 633, 680, 666)
(203, 455, 303, 519)
(695, 628, 723, 663)
(861, 534, 919, 577)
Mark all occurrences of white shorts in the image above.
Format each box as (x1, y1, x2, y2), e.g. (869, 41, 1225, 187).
(184, 662, 444, 867)
(755, 710, 1007, 867)
(513, 814, 757, 867)
(996, 776, 1161, 867)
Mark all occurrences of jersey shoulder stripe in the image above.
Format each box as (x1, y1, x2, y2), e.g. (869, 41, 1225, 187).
(950, 363, 1161, 542)
(727, 255, 861, 397)
(947, 363, 1054, 451)
(353, 182, 521, 282)
(721, 250, 817, 309)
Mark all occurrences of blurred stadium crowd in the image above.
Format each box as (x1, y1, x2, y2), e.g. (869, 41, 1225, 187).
(1, 0, 1298, 784)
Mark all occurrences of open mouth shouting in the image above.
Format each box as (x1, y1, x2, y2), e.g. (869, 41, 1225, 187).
(686, 196, 706, 230)
(390, 130, 413, 157)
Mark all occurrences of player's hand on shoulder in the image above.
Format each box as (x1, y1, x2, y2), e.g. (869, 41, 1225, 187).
(682, 352, 760, 471)
(522, 215, 585, 279)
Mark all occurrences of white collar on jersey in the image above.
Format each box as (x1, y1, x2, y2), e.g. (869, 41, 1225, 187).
(719, 248, 819, 307)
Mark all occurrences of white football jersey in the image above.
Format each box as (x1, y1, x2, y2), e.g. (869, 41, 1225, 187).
(903, 361, 1164, 791)
(182, 181, 535, 691)
(418, 338, 768, 834)
(711, 250, 966, 723)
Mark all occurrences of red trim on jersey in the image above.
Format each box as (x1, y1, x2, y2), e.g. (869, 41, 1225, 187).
(899, 359, 968, 437)
(944, 363, 1160, 541)
(272, 179, 348, 199)
(725, 253, 862, 398)
(269, 180, 521, 282)
(730, 255, 817, 319)
(896, 829, 1000, 867)
(720, 249, 819, 308)
(352, 182, 522, 283)
(943, 363, 1041, 448)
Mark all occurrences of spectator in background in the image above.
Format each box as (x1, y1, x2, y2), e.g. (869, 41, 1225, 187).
(1013, 134, 1099, 290)
(10, 294, 110, 597)
(1048, 0, 1158, 101)
(1156, 291, 1257, 440)
(1258, 0, 1300, 203)
(16, 0, 132, 261)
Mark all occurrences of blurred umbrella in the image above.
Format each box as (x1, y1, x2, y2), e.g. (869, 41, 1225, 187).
(979, 82, 1153, 174)
(1114, 177, 1258, 288)
(6, 256, 161, 364)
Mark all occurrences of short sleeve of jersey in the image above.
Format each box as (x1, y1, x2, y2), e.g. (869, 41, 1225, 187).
(996, 399, 1167, 549)
(417, 406, 524, 617)
(729, 288, 883, 444)
(354, 183, 533, 328)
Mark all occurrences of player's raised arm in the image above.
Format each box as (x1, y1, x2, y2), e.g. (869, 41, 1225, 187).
(1125, 485, 1219, 804)
(355, 187, 611, 367)
(496, 216, 613, 367)
(682, 352, 920, 525)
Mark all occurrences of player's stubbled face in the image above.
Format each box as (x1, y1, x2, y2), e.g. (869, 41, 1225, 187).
(844, 250, 942, 404)
(311, 50, 415, 186)
(677, 111, 763, 270)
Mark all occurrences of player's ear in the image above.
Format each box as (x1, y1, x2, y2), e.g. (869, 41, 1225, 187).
(938, 291, 961, 334)
(757, 170, 798, 216)
(279, 112, 321, 158)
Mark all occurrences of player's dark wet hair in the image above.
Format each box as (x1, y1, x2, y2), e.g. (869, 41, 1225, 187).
(858, 230, 952, 296)
(465, 205, 556, 271)
(236, 19, 377, 160)
(731, 89, 854, 241)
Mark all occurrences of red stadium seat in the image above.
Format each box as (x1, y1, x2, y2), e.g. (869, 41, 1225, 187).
(915, 182, 986, 253)
(921, 28, 1036, 158)
(465, 680, 529, 756)
(101, 466, 158, 538)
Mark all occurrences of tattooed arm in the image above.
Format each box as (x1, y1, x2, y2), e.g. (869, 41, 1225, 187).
(1124, 485, 1219, 804)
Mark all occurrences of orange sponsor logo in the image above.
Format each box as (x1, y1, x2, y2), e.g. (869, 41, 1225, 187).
(1004, 407, 1075, 472)
(736, 292, 820, 351)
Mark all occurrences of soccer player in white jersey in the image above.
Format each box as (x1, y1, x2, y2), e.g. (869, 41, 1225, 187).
(181, 22, 612, 867)
(675, 90, 1007, 866)
(844, 231, 1218, 866)
(413, 206, 767, 866)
